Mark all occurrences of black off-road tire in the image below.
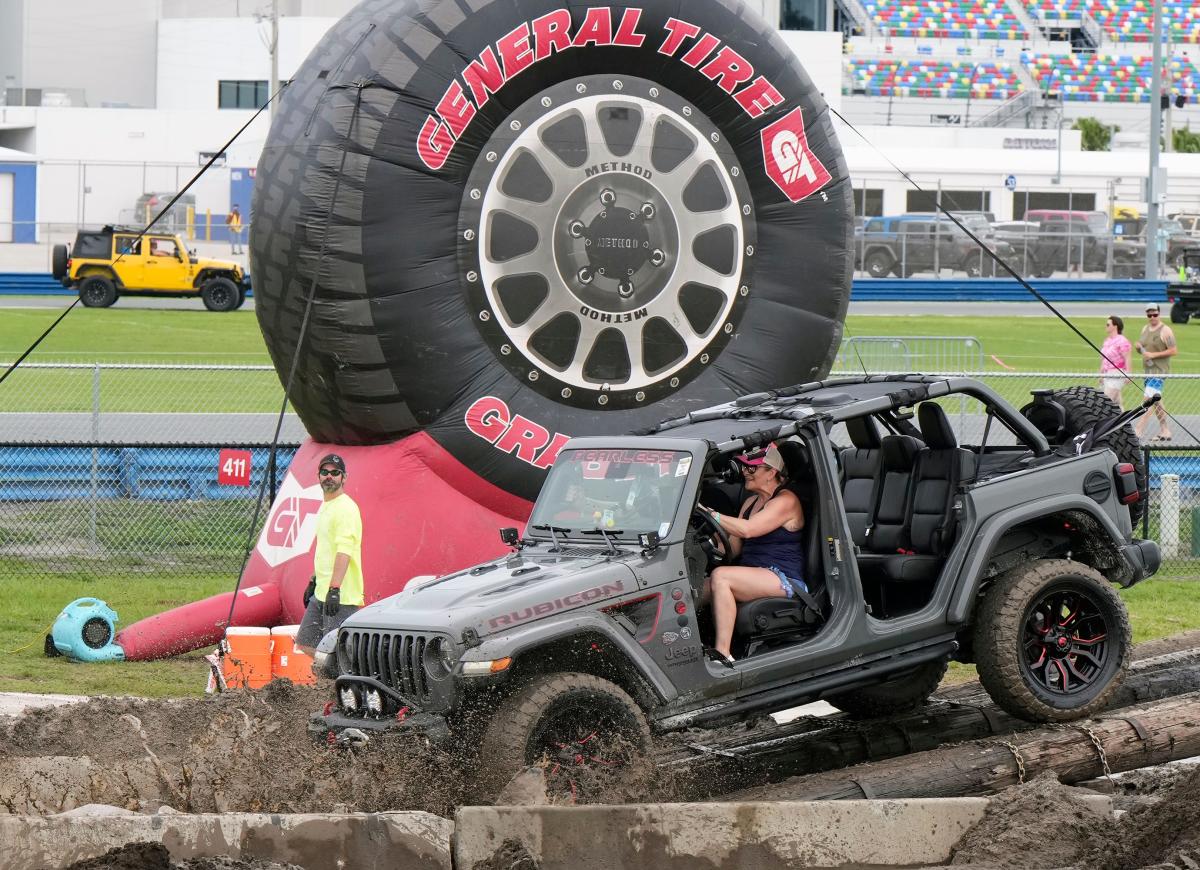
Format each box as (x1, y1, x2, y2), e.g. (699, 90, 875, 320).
(962, 257, 983, 278)
(825, 657, 948, 718)
(477, 672, 650, 801)
(975, 559, 1131, 722)
(201, 277, 240, 312)
(79, 275, 117, 308)
(1171, 304, 1190, 325)
(51, 244, 69, 280)
(1048, 385, 1147, 526)
(864, 251, 893, 278)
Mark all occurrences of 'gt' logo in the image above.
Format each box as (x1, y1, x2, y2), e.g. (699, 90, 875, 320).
(759, 108, 831, 204)
(255, 473, 323, 568)
(266, 496, 322, 548)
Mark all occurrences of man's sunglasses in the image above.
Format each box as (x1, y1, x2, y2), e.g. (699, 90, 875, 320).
(1148, 312, 1161, 318)
(318, 468, 343, 477)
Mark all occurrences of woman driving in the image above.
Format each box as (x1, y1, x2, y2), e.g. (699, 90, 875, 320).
(703, 444, 807, 665)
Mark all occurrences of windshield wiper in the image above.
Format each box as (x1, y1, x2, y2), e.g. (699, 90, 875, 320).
(531, 524, 570, 551)
(582, 528, 625, 554)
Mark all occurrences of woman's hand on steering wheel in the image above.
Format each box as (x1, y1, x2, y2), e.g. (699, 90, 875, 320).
(691, 507, 734, 567)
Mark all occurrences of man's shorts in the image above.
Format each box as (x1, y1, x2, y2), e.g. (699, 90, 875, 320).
(295, 595, 359, 649)
(1145, 377, 1165, 399)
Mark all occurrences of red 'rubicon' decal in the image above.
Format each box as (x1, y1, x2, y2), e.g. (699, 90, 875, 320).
(417, 7, 786, 171)
(465, 395, 570, 470)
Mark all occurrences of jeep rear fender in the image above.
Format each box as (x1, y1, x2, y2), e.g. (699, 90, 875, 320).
(947, 494, 1127, 624)
(466, 613, 675, 707)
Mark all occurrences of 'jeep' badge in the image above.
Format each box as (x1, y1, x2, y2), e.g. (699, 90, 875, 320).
(760, 108, 831, 204)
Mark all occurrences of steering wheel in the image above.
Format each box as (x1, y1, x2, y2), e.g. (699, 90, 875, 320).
(690, 508, 734, 569)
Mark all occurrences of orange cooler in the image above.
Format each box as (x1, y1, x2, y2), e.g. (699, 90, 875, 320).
(271, 625, 316, 685)
(222, 626, 273, 689)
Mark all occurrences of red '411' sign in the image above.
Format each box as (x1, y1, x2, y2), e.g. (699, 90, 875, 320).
(218, 449, 252, 486)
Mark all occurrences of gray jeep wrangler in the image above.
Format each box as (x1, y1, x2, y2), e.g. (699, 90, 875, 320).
(310, 375, 1158, 793)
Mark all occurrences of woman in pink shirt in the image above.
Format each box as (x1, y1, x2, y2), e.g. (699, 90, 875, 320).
(1100, 315, 1132, 409)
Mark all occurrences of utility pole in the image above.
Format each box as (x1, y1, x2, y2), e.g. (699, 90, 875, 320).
(269, 0, 279, 123)
(1146, 0, 1163, 279)
(1163, 32, 1173, 153)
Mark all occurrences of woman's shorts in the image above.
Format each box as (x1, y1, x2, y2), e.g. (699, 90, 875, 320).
(1145, 377, 1165, 399)
(1102, 374, 1125, 393)
(766, 566, 808, 599)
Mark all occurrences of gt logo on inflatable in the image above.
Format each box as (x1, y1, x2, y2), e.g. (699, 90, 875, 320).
(760, 108, 831, 204)
(255, 474, 322, 568)
(465, 396, 571, 470)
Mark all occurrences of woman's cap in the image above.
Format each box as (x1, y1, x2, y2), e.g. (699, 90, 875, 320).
(736, 444, 785, 473)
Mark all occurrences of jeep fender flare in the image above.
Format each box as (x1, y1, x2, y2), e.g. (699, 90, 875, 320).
(466, 612, 675, 706)
(76, 267, 119, 287)
(947, 494, 1128, 625)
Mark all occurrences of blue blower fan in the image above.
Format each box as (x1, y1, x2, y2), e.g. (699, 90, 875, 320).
(48, 598, 125, 662)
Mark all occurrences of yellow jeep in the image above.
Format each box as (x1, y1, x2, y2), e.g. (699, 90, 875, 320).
(52, 226, 250, 311)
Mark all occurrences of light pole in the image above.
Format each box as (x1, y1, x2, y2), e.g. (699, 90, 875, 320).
(1146, 0, 1163, 279)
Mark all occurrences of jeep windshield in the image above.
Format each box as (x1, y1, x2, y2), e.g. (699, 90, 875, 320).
(527, 448, 692, 541)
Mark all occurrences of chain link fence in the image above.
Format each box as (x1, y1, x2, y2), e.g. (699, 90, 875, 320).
(1, 358, 1196, 586)
(0, 363, 301, 585)
(832, 341, 1200, 578)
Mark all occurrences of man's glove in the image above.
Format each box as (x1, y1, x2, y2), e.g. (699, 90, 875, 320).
(323, 587, 341, 616)
(303, 576, 317, 607)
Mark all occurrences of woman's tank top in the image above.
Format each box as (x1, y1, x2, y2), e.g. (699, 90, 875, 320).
(738, 492, 805, 583)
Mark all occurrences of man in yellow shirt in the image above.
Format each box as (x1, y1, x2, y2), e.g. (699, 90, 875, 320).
(295, 453, 364, 655)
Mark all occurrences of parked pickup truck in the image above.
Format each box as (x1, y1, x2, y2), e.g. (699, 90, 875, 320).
(997, 213, 1145, 278)
(857, 214, 1014, 278)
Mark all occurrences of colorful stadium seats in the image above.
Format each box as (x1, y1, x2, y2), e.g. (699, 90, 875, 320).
(865, 0, 1030, 39)
(846, 59, 1023, 98)
(1024, 0, 1200, 43)
(1026, 54, 1200, 102)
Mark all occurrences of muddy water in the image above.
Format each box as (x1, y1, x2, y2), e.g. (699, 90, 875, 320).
(63, 842, 301, 870)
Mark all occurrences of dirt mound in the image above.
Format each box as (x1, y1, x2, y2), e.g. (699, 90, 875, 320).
(1091, 765, 1200, 870)
(950, 770, 1122, 869)
(63, 842, 301, 870)
(0, 681, 467, 816)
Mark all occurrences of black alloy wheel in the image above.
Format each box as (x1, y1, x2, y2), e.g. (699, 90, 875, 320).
(1021, 584, 1113, 699)
(79, 276, 117, 308)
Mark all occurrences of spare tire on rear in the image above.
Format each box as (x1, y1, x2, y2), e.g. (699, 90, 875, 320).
(52, 244, 69, 281)
(250, 0, 853, 500)
(1022, 385, 1147, 526)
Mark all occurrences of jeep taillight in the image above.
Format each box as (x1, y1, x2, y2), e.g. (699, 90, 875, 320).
(1114, 463, 1140, 504)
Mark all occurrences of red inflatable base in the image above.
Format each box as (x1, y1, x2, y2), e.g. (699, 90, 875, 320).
(115, 432, 532, 661)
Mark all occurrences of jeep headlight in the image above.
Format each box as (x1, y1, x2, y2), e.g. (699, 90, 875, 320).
(422, 636, 457, 681)
(312, 629, 339, 679)
(338, 686, 359, 712)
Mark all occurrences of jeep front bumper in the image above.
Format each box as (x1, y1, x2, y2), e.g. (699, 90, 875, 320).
(307, 675, 452, 745)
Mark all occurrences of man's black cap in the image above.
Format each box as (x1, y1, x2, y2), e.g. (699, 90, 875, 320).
(318, 453, 346, 473)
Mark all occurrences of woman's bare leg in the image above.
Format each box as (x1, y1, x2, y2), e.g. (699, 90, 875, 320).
(709, 566, 791, 658)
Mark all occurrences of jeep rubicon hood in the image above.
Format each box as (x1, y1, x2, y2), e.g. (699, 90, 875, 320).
(341, 547, 640, 637)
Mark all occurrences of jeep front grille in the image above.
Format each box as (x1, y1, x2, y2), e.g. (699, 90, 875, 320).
(337, 630, 432, 702)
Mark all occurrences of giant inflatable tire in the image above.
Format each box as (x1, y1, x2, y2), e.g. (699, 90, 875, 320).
(252, 0, 852, 500)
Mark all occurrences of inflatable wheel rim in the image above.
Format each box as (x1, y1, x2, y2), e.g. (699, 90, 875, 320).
(460, 75, 755, 410)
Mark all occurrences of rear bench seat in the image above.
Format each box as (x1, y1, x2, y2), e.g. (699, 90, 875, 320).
(855, 403, 975, 589)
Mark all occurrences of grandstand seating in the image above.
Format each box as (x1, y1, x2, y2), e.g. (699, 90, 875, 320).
(847, 59, 1023, 98)
(1024, 0, 1200, 43)
(1026, 53, 1200, 102)
(865, 0, 1029, 39)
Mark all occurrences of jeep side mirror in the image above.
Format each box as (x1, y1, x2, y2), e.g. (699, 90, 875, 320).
(638, 531, 660, 551)
(499, 527, 520, 547)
